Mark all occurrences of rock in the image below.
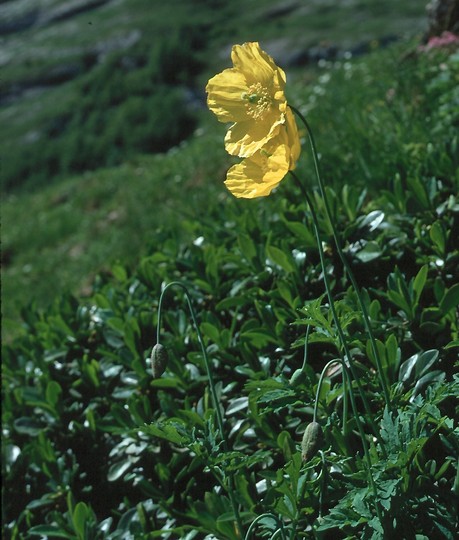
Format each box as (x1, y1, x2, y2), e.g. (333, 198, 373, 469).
(426, 0, 459, 37)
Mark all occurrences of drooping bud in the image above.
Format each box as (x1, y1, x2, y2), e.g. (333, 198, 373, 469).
(150, 343, 168, 378)
(289, 369, 307, 387)
(301, 421, 324, 461)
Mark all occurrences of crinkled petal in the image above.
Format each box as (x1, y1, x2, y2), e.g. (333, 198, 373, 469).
(225, 110, 284, 157)
(231, 42, 286, 89)
(206, 68, 249, 123)
(225, 143, 290, 198)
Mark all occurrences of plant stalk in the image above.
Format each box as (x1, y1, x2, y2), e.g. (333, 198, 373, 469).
(156, 281, 244, 538)
(290, 177, 385, 527)
(291, 173, 382, 444)
(313, 358, 348, 435)
(290, 105, 391, 409)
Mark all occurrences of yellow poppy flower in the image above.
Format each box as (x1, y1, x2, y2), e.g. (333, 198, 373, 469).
(224, 120, 299, 199)
(206, 42, 288, 158)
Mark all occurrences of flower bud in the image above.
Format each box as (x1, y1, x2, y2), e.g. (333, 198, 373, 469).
(301, 421, 324, 461)
(289, 369, 307, 387)
(150, 343, 168, 378)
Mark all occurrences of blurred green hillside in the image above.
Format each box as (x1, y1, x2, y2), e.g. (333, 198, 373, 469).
(1, 0, 431, 337)
(1, 0, 427, 192)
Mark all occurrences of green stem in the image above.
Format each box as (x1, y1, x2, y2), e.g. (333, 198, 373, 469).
(313, 359, 348, 436)
(289, 453, 325, 539)
(290, 105, 391, 409)
(312, 344, 384, 530)
(156, 281, 244, 538)
(245, 513, 286, 540)
(301, 325, 311, 371)
(290, 176, 385, 527)
(318, 450, 326, 519)
(291, 173, 381, 444)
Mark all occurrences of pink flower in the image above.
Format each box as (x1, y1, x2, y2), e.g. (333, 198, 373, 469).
(419, 31, 459, 51)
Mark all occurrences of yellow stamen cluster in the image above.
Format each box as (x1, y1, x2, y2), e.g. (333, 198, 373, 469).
(242, 83, 271, 120)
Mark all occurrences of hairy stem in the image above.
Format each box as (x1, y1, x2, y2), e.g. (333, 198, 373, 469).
(290, 105, 391, 409)
(290, 176, 385, 526)
(291, 173, 382, 444)
(156, 281, 244, 537)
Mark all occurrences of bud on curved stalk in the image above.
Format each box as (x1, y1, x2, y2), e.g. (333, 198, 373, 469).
(301, 421, 324, 461)
(150, 343, 168, 378)
(290, 368, 307, 387)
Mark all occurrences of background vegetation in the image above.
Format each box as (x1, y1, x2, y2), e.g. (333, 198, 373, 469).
(2, 0, 458, 538)
(1, 0, 429, 334)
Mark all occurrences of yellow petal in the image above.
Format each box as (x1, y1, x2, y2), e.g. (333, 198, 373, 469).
(225, 109, 284, 157)
(225, 143, 290, 198)
(206, 68, 249, 122)
(231, 42, 286, 90)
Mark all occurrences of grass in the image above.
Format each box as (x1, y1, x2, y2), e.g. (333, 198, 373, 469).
(4, 38, 459, 340)
(1, 0, 431, 340)
(1, 0, 427, 191)
(3, 50, 459, 539)
(2, 18, 458, 538)
(2, 119, 229, 336)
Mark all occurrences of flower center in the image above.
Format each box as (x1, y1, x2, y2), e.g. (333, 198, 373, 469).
(242, 83, 271, 120)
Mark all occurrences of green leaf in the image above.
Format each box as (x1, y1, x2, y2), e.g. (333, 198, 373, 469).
(399, 353, 418, 383)
(413, 370, 445, 396)
(429, 221, 447, 254)
(112, 264, 128, 281)
(265, 245, 295, 273)
(355, 241, 382, 263)
(357, 210, 385, 231)
(108, 458, 135, 482)
(407, 176, 430, 209)
(45, 381, 62, 409)
(13, 417, 42, 436)
(238, 233, 257, 262)
(413, 264, 428, 304)
(415, 349, 439, 378)
(277, 431, 295, 461)
(29, 525, 73, 538)
(73, 502, 90, 539)
(201, 322, 221, 344)
(283, 220, 316, 246)
(241, 329, 278, 347)
(440, 283, 459, 315)
(141, 421, 188, 445)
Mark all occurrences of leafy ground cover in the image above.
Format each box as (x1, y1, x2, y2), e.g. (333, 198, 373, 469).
(2, 36, 459, 539)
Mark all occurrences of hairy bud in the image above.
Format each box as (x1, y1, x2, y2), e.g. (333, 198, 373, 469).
(301, 421, 324, 461)
(289, 369, 307, 387)
(150, 344, 168, 378)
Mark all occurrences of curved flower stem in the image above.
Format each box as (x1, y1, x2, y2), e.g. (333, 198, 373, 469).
(156, 281, 244, 538)
(290, 172, 382, 446)
(245, 513, 287, 540)
(289, 175, 385, 528)
(301, 325, 311, 371)
(289, 105, 391, 409)
(313, 359, 348, 436)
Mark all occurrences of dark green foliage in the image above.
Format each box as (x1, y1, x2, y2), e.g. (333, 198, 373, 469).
(2, 44, 459, 539)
